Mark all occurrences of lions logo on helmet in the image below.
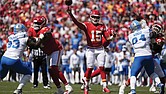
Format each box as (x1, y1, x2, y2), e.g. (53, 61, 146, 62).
(130, 20, 141, 32)
(14, 23, 27, 34)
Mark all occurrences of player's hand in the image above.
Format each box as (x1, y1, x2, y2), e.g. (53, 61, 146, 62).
(67, 6, 72, 14)
(39, 34, 44, 39)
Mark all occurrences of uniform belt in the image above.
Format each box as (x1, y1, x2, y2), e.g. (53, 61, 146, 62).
(87, 46, 103, 49)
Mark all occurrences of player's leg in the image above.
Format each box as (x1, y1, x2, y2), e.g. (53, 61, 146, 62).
(152, 58, 165, 93)
(12, 59, 32, 94)
(0, 56, 10, 80)
(97, 51, 111, 93)
(83, 49, 95, 94)
(144, 56, 164, 94)
(130, 57, 144, 94)
(50, 50, 73, 94)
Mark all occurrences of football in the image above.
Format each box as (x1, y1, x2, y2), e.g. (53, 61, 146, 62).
(65, 0, 72, 6)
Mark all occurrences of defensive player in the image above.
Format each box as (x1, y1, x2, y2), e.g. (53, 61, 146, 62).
(28, 16, 73, 94)
(67, 7, 113, 94)
(119, 21, 165, 94)
(0, 23, 41, 94)
(128, 20, 164, 94)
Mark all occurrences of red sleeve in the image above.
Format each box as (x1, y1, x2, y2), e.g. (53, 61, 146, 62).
(102, 37, 110, 48)
(27, 27, 34, 37)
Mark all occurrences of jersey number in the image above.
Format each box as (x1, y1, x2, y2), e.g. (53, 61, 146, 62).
(8, 39, 20, 49)
(132, 34, 146, 45)
(91, 30, 102, 42)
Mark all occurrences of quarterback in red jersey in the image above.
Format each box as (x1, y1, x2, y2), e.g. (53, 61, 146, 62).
(28, 16, 73, 94)
(67, 7, 113, 94)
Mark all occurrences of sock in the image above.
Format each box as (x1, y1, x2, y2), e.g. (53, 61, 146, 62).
(99, 67, 106, 80)
(84, 68, 93, 86)
(85, 68, 93, 80)
(102, 81, 107, 88)
(48, 66, 61, 87)
(150, 73, 161, 85)
(17, 75, 31, 90)
(130, 76, 136, 90)
(99, 67, 107, 87)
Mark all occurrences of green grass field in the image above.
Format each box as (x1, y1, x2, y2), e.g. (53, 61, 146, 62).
(0, 81, 158, 94)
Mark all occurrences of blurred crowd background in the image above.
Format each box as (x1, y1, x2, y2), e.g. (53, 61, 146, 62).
(0, 0, 166, 52)
(0, 0, 166, 86)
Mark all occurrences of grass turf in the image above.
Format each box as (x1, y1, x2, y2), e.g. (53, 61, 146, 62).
(0, 81, 156, 94)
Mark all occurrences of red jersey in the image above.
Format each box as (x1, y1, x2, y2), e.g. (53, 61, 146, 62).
(83, 22, 107, 48)
(28, 27, 62, 55)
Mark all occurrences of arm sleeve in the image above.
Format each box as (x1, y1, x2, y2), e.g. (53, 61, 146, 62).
(27, 37, 42, 49)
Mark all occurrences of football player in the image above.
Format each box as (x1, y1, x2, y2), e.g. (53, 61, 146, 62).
(67, 7, 114, 94)
(119, 21, 165, 94)
(149, 22, 165, 94)
(28, 16, 73, 94)
(28, 16, 50, 89)
(127, 20, 164, 94)
(0, 23, 41, 94)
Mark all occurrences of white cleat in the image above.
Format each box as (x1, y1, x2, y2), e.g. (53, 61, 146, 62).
(13, 89, 22, 94)
(64, 84, 73, 94)
(149, 86, 156, 92)
(43, 85, 51, 89)
(119, 85, 126, 94)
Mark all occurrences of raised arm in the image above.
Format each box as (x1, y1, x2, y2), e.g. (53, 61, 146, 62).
(67, 7, 86, 31)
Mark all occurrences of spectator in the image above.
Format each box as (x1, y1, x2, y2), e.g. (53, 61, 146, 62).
(70, 49, 81, 84)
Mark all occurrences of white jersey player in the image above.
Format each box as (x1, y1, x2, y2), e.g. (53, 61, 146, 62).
(128, 20, 164, 94)
(0, 23, 40, 94)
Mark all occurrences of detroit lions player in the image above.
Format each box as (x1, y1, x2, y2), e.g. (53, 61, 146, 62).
(0, 23, 40, 94)
(128, 20, 164, 94)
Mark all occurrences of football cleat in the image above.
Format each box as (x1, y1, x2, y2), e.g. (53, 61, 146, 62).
(158, 83, 165, 94)
(81, 78, 91, 91)
(81, 84, 91, 91)
(149, 86, 156, 92)
(33, 85, 38, 88)
(128, 89, 136, 94)
(13, 89, 22, 94)
(103, 86, 111, 93)
(64, 84, 73, 94)
(54, 87, 64, 94)
(119, 85, 126, 94)
(43, 85, 51, 89)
